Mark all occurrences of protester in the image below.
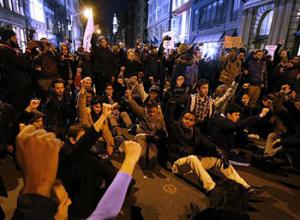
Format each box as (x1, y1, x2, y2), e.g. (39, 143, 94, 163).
(0, 28, 32, 112)
(0, 27, 299, 220)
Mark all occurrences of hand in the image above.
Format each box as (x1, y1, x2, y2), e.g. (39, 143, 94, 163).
(216, 148, 229, 169)
(226, 88, 233, 95)
(259, 108, 270, 118)
(122, 141, 142, 163)
(79, 82, 86, 94)
(243, 83, 250, 89)
(27, 99, 40, 112)
(120, 66, 126, 73)
(117, 77, 124, 85)
(102, 103, 113, 118)
(149, 76, 154, 83)
(16, 124, 63, 197)
(243, 69, 248, 75)
(279, 39, 284, 45)
(272, 138, 281, 148)
(26, 40, 39, 50)
(280, 84, 291, 94)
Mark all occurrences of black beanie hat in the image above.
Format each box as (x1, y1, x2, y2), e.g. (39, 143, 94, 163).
(0, 28, 16, 41)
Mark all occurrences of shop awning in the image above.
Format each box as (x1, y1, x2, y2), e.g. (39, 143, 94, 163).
(193, 32, 224, 43)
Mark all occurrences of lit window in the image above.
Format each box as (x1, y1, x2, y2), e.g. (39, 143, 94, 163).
(14, 0, 20, 14)
(232, 0, 240, 12)
(29, 0, 45, 23)
(259, 10, 273, 36)
(0, 0, 4, 7)
(8, 0, 13, 11)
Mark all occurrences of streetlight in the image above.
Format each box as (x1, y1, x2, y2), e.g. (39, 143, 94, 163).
(83, 8, 93, 18)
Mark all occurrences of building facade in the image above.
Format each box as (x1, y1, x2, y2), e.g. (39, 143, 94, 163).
(241, 0, 300, 55)
(134, 0, 148, 43)
(0, 0, 27, 49)
(190, 0, 243, 58)
(171, 0, 192, 43)
(0, 0, 82, 50)
(147, 0, 171, 44)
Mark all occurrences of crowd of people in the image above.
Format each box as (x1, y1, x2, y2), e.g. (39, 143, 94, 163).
(0, 25, 300, 219)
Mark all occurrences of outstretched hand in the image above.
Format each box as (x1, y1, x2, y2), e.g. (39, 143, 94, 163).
(16, 124, 63, 197)
(216, 148, 229, 169)
(26, 99, 40, 112)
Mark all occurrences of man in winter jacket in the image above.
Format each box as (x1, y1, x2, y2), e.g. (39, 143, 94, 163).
(244, 50, 267, 106)
(125, 90, 167, 169)
(91, 34, 118, 95)
(166, 100, 251, 193)
(0, 28, 32, 112)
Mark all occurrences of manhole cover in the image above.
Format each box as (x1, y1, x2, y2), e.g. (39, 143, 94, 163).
(163, 184, 177, 194)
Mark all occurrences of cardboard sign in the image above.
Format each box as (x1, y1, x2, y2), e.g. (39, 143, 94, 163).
(162, 31, 175, 50)
(224, 36, 242, 48)
(265, 45, 277, 60)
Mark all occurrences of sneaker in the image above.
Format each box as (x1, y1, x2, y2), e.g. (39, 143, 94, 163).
(247, 186, 264, 200)
(229, 151, 251, 167)
(98, 153, 109, 159)
(171, 163, 179, 174)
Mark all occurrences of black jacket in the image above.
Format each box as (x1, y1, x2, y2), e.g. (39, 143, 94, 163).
(58, 126, 114, 218)
(142, 44, 164, 79)
(124, 59, 142, 78)
(211, 115, 260, 152)
(91, 34, 117, 77)
(166, 101, 219, 162)
(12, 194, 57, 220)
(0, 43, 31, 91)
(44, 93, 74, 131)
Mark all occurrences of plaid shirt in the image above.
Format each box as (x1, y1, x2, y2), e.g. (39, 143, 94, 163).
(193, 95, 210, 122)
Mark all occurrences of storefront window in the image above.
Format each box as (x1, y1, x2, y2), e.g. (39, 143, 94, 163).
(259, 10, 273, 36)
(29, 0, 45, 23)
(231, 0, 240, 20)
(12, 26, 26, 51)
(8, 0, 13, 11)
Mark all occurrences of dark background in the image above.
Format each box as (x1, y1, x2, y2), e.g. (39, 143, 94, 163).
(82, 0, 129, 33)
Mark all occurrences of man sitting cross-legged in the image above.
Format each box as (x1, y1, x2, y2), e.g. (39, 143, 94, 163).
(166, 100, 252, 194)
(125, 89, 168, 169)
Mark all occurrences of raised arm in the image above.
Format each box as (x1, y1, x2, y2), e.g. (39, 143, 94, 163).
(77, 85, 90, 126)
(87, 141, 141, 220)
(125, 89, 145, 118)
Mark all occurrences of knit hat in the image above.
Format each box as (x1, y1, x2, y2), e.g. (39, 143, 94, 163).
(0, 28, 16, 42)
(177, 44, 189, 55)
(149, 84, 160, 93)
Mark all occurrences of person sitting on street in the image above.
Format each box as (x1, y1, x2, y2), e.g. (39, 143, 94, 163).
(211, 103, 270, 166)
(125, 89, 167, 169)
(77, 83, 115, 156)
(166, 100, 252, 194)
(101, 83, 132, 135)
(57, 103, 118, 219)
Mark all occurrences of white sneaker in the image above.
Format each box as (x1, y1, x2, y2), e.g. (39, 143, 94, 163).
(171, 163, 179, 174)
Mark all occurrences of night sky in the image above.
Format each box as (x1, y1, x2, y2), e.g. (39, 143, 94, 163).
(83, 0, 129, 33)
